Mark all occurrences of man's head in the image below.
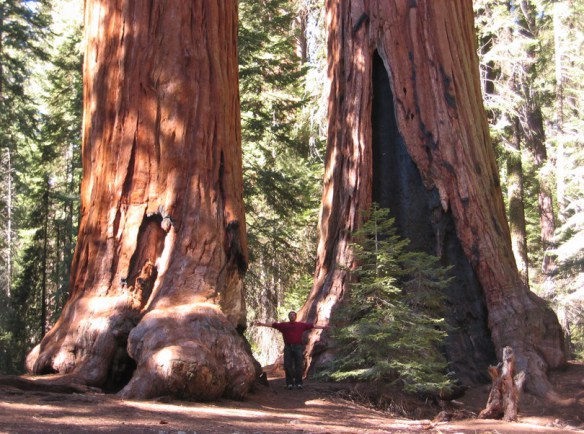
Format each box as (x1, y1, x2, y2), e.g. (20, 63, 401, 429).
(288, 311, 297, 322)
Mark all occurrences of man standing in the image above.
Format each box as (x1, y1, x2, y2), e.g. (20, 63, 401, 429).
(255, 311, 325, 389)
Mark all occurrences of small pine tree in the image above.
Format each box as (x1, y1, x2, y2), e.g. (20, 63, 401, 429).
(322, 204, 453, 394)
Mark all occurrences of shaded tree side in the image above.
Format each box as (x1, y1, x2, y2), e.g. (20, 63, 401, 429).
(300, 0, 565, 397)
(371, 51, 495, 385)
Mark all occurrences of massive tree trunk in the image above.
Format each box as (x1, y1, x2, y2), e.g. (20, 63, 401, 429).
(299, 0, 565, 396)
(26, 1, 257, 401)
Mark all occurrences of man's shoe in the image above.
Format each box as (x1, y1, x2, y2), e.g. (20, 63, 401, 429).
(296, 384, 303, 390)
(287, 384, 293, 390)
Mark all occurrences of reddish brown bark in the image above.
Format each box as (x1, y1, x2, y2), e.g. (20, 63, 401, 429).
(479, 346, 526, 421)
(300, 0, 565, 396)
(25, 1, 257, 400)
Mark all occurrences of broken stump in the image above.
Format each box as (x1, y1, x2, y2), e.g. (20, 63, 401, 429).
(478, 346, 526, 421)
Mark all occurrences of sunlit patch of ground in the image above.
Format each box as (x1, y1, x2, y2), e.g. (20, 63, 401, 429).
(0, 361, 582, 433)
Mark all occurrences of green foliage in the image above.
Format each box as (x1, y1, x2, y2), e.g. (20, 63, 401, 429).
(0, 0, 53, 374)
(475, 0, 553, 273)
(238, 1, 330, 368)
(0, 1, 82, 374)
(549, 0, 584, 358)
(553, 138, 584, 358)
(277, 273, 311, 318)
(7, 229, 45, 371)
(550, 0, 584, 285)
(475, 0, 584, 356)
(0, 288, 16, 373)
(239, 0, 323, 331)
(0, 0, 51, 292)
(571, 321, 584, 361)
(0, 0, 51, 141)
(38, 24, 83, 320)
(320, 205, 453, 394)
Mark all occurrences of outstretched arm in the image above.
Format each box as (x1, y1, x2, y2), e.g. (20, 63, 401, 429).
(312, 325, 328, 330)
(254, 321, 273, 327)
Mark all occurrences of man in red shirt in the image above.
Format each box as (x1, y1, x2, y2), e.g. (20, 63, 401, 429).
(255, 311, 326, 389)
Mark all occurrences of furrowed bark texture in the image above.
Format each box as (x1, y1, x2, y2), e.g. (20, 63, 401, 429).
(26, 0, 256, 400)
(300, 0, 565, 395)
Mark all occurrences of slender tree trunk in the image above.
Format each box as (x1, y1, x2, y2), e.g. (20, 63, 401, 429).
(0, 147, 13, 297)
(508, 117, 529, 286)
(26, 1, 257, 401)
(0, 15, 11, 297)
(553, 0, 566, 220)
(523, 100, 557, 278)
(0, 12, 3, 100)
(517, 0, 557, 277)
(41, 176, 49, 338)
(62, 143, 75, 308)
(5, 148, 12, 297)
(296, 13, 308, 64)
(300, 0, 565, 396)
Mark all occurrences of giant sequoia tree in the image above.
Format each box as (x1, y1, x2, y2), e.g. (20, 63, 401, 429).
(300, 0, 565, 396)
(25, 1, 257, 400)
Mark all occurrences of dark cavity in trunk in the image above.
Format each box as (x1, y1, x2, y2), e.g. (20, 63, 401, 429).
(371, 50, 496, 386)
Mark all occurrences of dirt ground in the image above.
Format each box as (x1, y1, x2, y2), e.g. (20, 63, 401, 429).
(0, 361, 583, 434)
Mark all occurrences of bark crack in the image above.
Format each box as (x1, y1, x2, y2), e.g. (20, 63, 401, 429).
(126, 213, 166, 308)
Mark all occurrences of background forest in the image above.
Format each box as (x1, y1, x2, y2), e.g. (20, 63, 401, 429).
(0, 0, 582, 376)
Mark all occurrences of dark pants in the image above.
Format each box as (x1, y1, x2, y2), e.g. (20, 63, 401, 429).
(283, 344, 304, 386)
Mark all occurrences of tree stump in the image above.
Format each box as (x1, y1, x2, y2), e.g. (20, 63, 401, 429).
(479, 346, 526, 421)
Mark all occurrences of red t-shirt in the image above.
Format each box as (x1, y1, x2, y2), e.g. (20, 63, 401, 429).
(272, 321, 314, 345)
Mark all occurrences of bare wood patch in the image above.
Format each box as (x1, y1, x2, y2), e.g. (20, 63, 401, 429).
(479, 346, 526, 421)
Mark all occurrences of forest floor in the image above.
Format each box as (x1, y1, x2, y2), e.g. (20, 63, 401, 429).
(0, 361, 583, 434)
